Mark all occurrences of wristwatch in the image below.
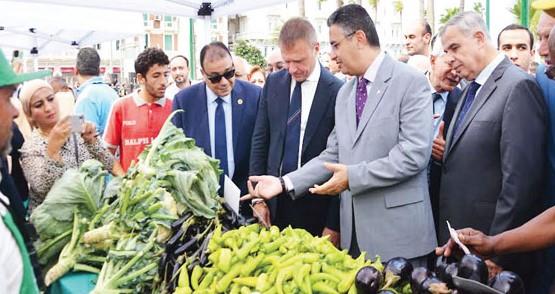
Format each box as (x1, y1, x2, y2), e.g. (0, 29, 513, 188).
(279, 177, 287, 193)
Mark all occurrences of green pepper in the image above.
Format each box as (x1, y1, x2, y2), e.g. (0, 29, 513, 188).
(217, 248, 232, 272)
(276, 267, 294, 294)
(240, 286, 252, 294)
(230, 284, 240, 294)
(197, 270, 215, 290)
(241, 253, 265, 276)
(173, 287, 192, 294)
(216, 263, 242, 292)
(337, 269, 358, 293)
(232, 277, 258, 287)
(261, 238, 286, 253)
(309, 273, 340, 284)
(294, 264, 311, 292)
(177, 263, 190, 289)
(236, 239, 257, 260)
(256, 273, 270, 292)
(311, 262, 322, 275)
(312, 282, 340, 294)
(191, 265, 203, 290)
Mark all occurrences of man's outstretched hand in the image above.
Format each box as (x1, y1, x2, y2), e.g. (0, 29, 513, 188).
(240, 176, 283, 201)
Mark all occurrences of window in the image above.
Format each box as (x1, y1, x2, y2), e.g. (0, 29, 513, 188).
(143, 13, 148, 26)
(116, 40, 120, 50)
(164, 34, 173, 51)
(145, 34, 149, 48)
(164, 15, 173, 27)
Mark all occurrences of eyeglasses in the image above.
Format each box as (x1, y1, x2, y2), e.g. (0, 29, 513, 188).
(206, 68, 236, 84)
(331, 31, 355, 51)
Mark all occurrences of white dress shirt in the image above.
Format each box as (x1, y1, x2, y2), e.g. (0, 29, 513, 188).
(474, 53, 506, 96)
(288, 63, 321, 169)
(206, 87, 235, 178)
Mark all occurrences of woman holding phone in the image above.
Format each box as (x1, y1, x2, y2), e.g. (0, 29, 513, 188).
(18, 79, 124, 210)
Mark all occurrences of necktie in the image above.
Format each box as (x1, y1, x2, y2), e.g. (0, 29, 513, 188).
(452, 81, 481, 136)
(282, 81, 303, 175)
(432, 92, 444, 114)
(356, 77, 369, 125)
(214, 97, 228, 177)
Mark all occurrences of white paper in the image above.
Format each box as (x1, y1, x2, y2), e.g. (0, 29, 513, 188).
(224, 175, 240, 215)
(447, 221, 471, 255)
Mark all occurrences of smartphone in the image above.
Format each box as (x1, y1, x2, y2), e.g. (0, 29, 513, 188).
(70, 114, 85, 133)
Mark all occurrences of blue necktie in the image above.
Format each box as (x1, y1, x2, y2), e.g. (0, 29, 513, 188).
(215, 97, 228, 177)
(282, 81, 302, 175)
(452, 81, 480, 136)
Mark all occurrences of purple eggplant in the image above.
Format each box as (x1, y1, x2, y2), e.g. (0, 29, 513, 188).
(489, 271, 524, 294)
(442, 262, 458, 289)
(410, 267, 431, 293)
(355, 266, 383, 294)
(457, 254, 488, 284)
(383, 257, 413, 288)
(434, 255, 456, 278)
(377, 290, 398, 294)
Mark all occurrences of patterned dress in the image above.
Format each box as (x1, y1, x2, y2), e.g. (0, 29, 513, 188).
(20, 130, 114, 210)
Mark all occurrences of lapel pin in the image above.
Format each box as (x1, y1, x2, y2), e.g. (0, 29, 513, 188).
(237, 98, 244, 105)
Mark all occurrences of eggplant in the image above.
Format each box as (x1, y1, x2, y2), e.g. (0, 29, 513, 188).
(421, 276, 451, 294)
(166, 229, 185, 251)
(410, 267, 431, 293)
(383, 257, 414, 288)
(489, 271, 524, 294)
(174, 237, 198, 256)
(442, 262, 458, 289)
(434, 255, 457, 278)
(355, 266, 383, 294)
(457, 254, 488, 284)
(377, 289, 398, 294)
(171, 212, 192, 232)
(198, 233, 213, 266)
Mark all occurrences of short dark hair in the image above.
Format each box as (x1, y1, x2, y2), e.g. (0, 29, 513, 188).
(423, 21, 432, 36)
(327, 4, 380, 47)
(171, 55, 190, 67)
(279, 17, 318, 47)
(76, 47, 100, 76)
(497, 24, 534, 49)
(134, 47, 169, 77)
(199, 41, 232, 69)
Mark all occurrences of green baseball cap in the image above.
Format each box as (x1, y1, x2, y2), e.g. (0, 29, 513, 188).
(0, 50, 51, 88)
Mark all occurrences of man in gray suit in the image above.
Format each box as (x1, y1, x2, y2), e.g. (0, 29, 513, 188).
(243, 4, 437, 263)
(438, 12, 546, 284)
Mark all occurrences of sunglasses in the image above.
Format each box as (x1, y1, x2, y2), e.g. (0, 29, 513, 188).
(206, 68, 236, 84)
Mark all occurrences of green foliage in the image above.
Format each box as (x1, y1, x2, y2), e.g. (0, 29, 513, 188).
(473, 2, 484, 16)
(393, 0, 403, 14)
(440, 7, 460, 25)
(509, 0, 540, 36)
(234, 40, 266, 68)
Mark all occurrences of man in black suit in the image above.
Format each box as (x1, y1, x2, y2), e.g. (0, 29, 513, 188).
(427, 35, 462, 232)
(249, 18, 343, 243)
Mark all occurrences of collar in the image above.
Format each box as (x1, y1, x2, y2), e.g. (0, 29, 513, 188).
(474, 53, 505, 86)
(132, 90, 167, 107)
(205, 85, 231, 104)
(305, 62, 321, 82)
(362, 51, 386, 83)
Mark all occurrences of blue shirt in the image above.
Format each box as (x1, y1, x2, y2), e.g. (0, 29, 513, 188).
(536, 64, 555, 202)
(432, 91, 448, 138)
(74, 77, 118, 135)
(206, 86, 235, 178)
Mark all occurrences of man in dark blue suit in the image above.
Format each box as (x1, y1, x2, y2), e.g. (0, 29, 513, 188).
(427, 35, 462, 232)
(173, 42, 260, 216)
(249, 18, 343, 242)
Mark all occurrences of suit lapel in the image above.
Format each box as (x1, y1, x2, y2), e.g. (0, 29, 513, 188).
(353, 55, 393, 146)
(231, 84, 244, 154)
(445, 59, 508, 158)
(346, 79, 358, 144)
(302, 67, 332, 154)
(199, 84, 212, 156)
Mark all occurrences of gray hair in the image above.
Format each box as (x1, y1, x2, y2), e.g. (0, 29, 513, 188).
(76, 47, 100, 76)
(279, 17, 318, 47)
(438, 11, 490, 41)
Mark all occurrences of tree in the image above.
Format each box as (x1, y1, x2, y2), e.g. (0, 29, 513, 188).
(509, 0, 540, 36)
(473, 2, 484, 18)
(440, 7, 460, 25)
(234, 40, 266, 68)
(393, 0, 404, 22)
(459, 0, 465, 12)
(427, 0, 435, 33)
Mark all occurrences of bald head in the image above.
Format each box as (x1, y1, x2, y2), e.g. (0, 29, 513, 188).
(404, 19, 432, 56)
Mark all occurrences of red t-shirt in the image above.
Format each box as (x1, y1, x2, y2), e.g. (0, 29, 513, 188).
(104, 92, 173, 171)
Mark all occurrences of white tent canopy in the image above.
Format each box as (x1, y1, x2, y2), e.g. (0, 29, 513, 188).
(10, 0, 286, 19)
(0, 1, 144, 55)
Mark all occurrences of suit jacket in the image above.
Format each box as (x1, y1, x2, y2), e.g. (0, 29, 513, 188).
(286, 54, 437, 260)
(249, 66, 343, 236)
(439, 57, 547, 280)
(172, 79, 261, 199)
(429, 87, 462, 231)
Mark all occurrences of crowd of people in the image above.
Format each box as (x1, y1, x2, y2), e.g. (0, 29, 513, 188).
(3, 1, 555, 292)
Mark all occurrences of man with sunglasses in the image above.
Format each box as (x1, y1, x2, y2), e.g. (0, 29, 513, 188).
(249, 17, 343, 244)
(172, 41, 260, 216)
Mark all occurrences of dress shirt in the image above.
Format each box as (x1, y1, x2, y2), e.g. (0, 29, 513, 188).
(473, 53, 506, 97)
(432, 91, 448, 138)
(288, 63, 321, 169)
(206, 87, 235, 178)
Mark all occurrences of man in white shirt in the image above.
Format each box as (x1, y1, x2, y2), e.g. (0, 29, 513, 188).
(165, 55, 191, 100)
